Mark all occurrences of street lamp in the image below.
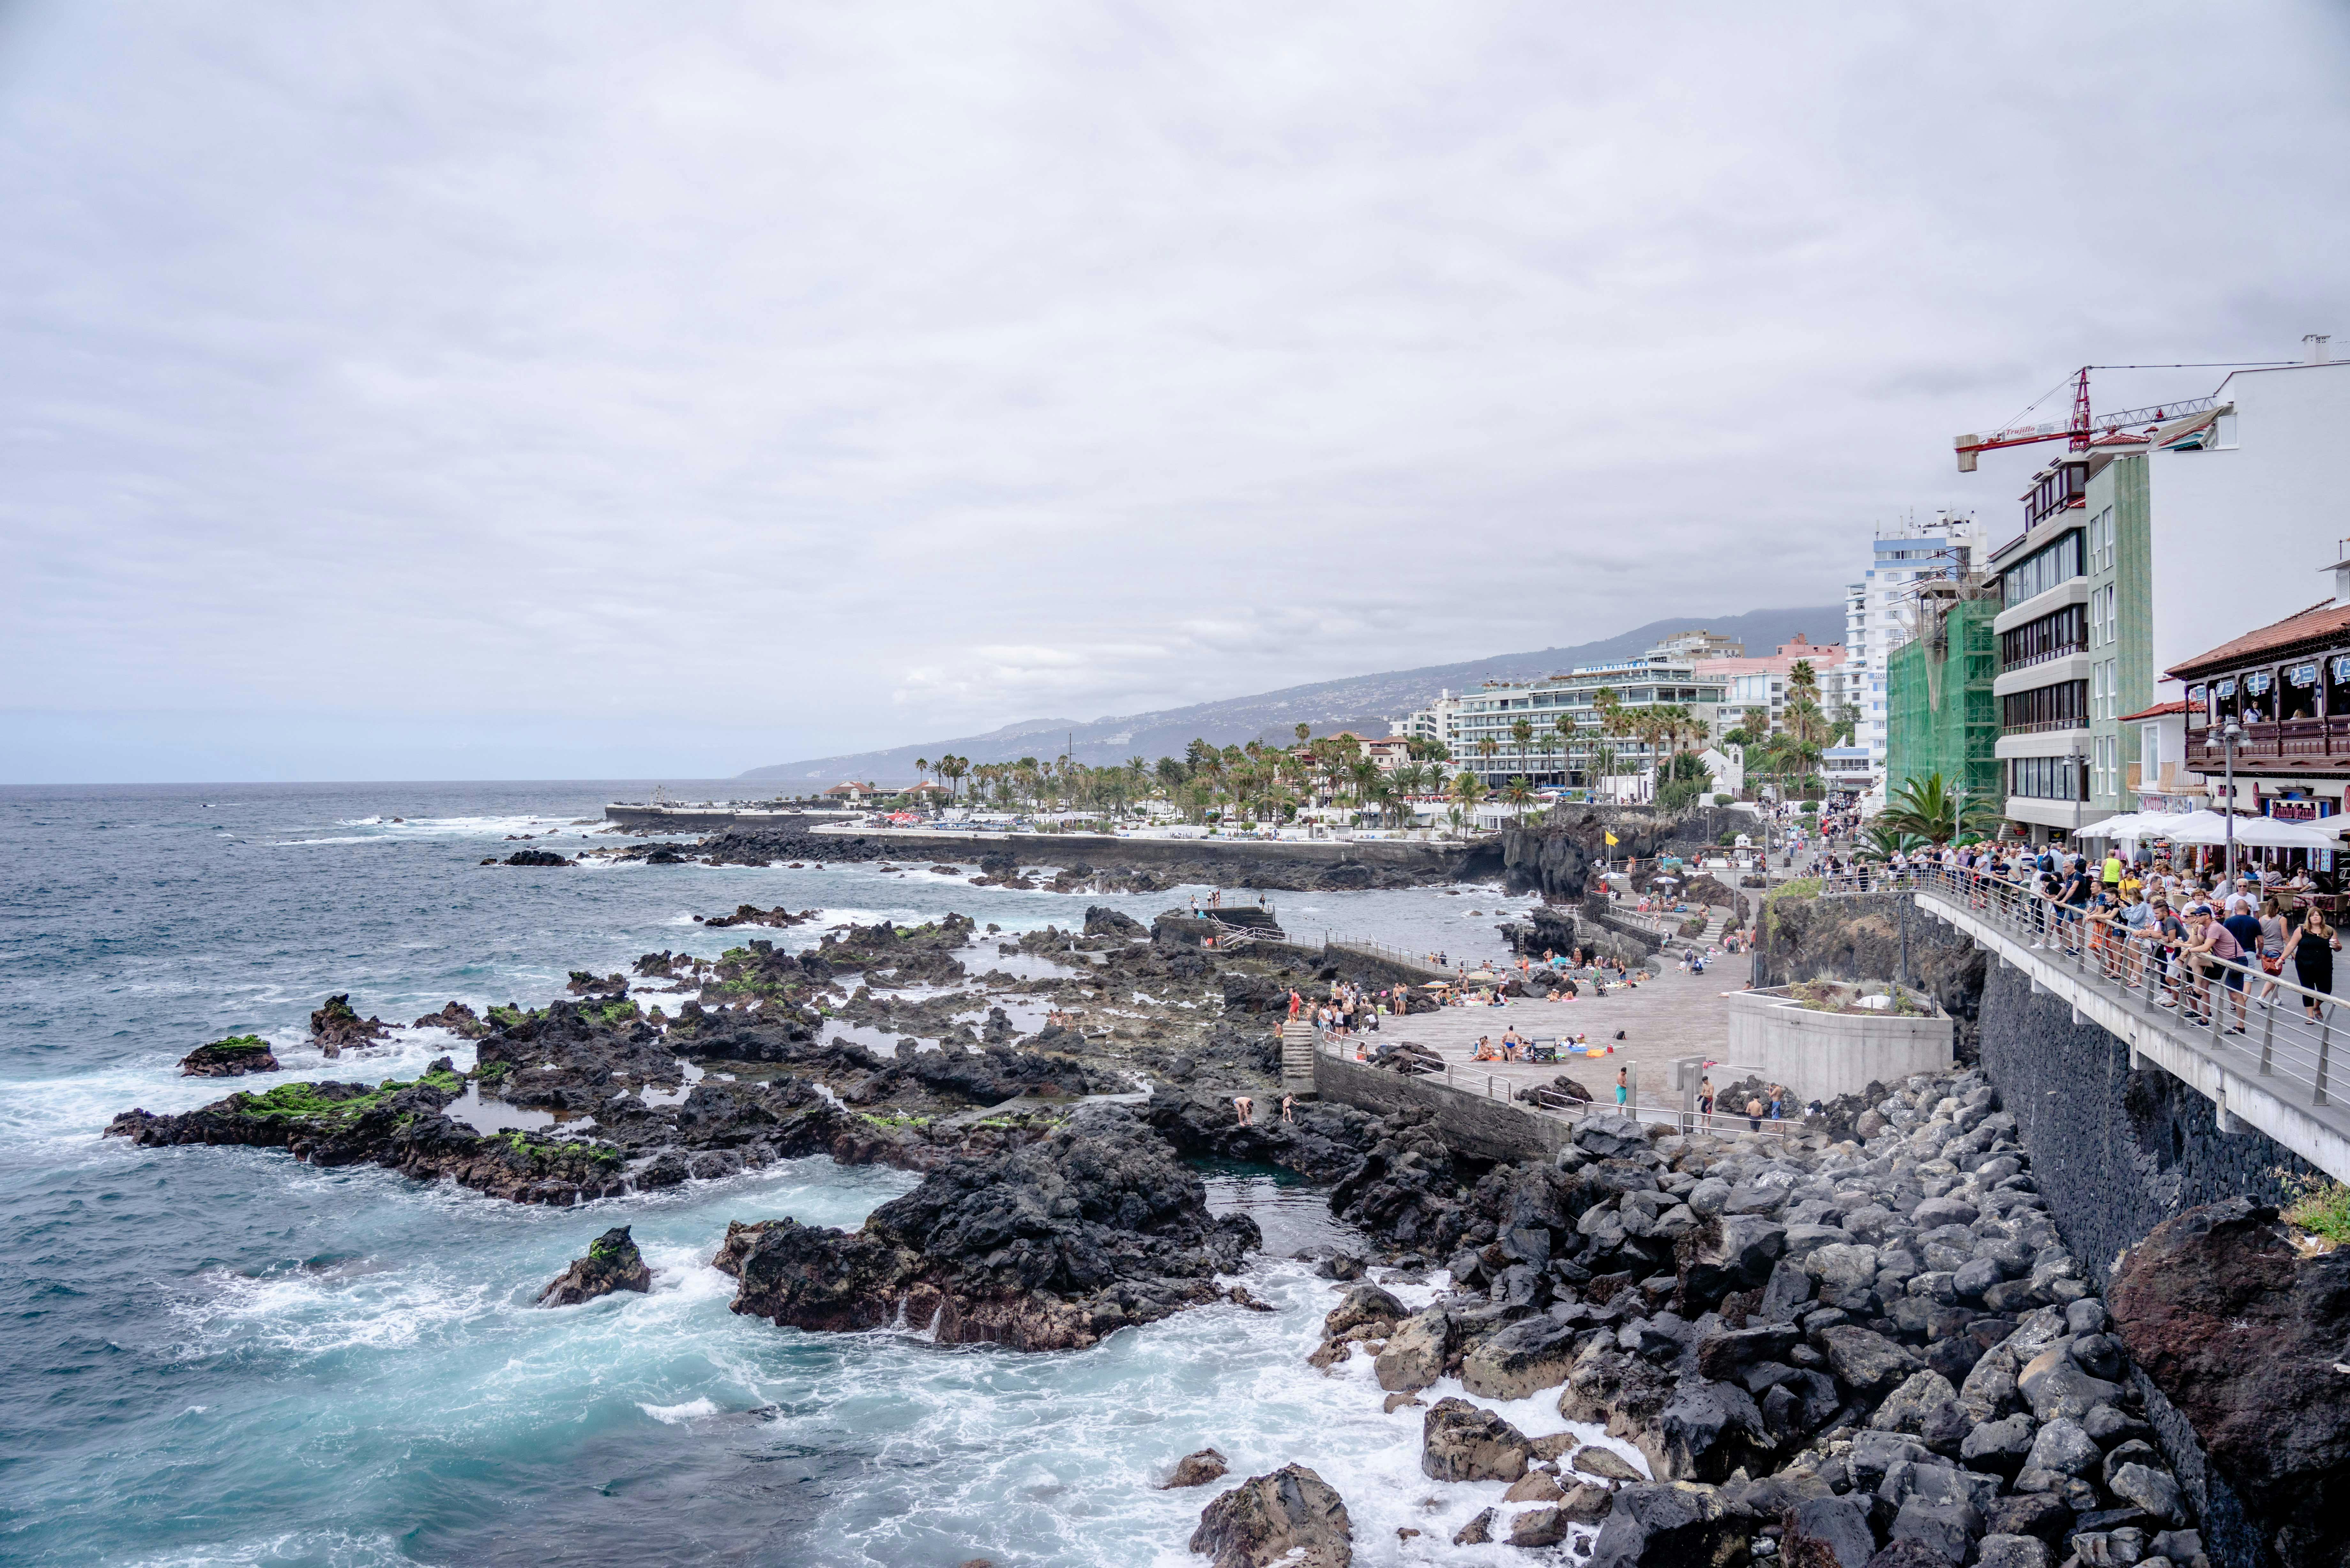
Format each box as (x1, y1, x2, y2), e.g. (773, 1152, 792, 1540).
(2222, 720, 2245, 884)
(2070, 737, 2085, 849)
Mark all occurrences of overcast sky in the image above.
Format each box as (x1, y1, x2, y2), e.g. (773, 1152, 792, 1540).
(5, 3, 2346, 783)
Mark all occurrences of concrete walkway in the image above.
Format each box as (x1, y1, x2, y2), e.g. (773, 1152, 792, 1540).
(1335, 910, 1758, 1122)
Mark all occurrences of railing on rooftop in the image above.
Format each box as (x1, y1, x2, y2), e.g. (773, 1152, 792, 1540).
(1820, 864, 2348, 1114)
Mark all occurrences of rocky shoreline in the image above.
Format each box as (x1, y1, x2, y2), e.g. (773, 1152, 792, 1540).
(101, 860, 2335, 1566)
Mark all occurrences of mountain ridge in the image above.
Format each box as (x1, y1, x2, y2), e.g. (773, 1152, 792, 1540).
(738, 603, 1845, 784)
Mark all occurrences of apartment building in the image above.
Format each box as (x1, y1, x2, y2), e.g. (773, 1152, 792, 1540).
(1693, 633, 1848, 736)
(1448, 650, 1728, 788)
(1846, 513, 1988, 784)
(1979, 346, 2350, 841)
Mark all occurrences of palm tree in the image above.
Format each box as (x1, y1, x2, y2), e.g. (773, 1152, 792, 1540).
(1552, 713, 1575, 783)
(1510, 717, 1535, 780)
(1500, 776, 1535, 817)
(1475, 735, 1500, 780)
(1879, 772, 2002, 847)
(1451, 769, 1487, 818)
(1860, 820, 1930, 859)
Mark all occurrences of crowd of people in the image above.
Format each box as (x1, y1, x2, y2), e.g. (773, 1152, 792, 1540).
(1848, 841, 2342, 1027)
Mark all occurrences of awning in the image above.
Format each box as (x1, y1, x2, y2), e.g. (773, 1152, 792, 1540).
(2120, 810, 2345, 849)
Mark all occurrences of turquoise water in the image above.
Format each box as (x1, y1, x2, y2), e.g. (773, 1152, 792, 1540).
(0, 783, 1572, 1566)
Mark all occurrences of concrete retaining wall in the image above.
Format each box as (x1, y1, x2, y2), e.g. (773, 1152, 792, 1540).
(1724, 987, 1954, 1104)
(1312, 1053, 1573, 1164)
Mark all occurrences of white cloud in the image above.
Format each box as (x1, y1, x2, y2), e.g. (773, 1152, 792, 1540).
(2, 0, 2346, 780)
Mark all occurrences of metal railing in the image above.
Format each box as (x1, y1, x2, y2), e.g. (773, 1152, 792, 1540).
(1324, 936, 1454, 978)
(1821, 864, 2347, 1112)
(1309, 1027, 1798, 1140)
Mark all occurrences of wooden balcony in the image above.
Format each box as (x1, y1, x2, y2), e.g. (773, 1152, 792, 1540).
(2186, 719, 2350, 770)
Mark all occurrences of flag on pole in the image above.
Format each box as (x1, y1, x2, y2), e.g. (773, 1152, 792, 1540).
(1604, 832, 1618, 846)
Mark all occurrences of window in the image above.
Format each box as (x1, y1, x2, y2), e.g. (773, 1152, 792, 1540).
(2186, 683, 2208, 731)
(2086, 584, 2115, 648)
(2240, 669, 2276, 724)
(2091, 661, 2109, 722)
(2282, 661, 2320, 722)
(2088, 506, 2116, 573)
(2001, 680, 2089, 733)
(2000, 604, 2087, 670)
(2212, 677, 2239, 723)
(2105, 659, 2119, 720)
(2327, 655, 2350, 720)
(2010, 755, 2087, 801)
(2001, 531, 2085, 607)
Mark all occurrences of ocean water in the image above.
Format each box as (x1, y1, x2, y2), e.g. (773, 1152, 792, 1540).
(0, 783, 1611, 1567)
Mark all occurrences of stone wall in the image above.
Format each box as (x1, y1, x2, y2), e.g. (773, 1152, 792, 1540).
(1975, 959, 2321, 1568)
(1973, 960, 2316, 1288)
(1311, 1053, 1571, 1164)
(1752, 890, 1988, 1062)
(1723, 986, 1955, 1103)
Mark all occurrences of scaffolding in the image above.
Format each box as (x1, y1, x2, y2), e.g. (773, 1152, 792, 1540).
(1886, 576, 2000, 807)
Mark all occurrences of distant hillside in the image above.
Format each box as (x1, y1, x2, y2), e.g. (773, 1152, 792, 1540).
(738, 604, 1844, 785)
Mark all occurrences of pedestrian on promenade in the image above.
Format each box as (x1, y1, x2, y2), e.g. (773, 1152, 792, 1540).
(2284, 905, 2339, 1021)
(1698, 1075, 1714, 1130)
(1615, 1067, 1629, 1108)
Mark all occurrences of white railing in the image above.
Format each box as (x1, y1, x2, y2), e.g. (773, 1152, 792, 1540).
(1819, 865, 2348, 1112)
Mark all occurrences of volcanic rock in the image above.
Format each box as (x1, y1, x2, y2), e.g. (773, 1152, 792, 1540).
(1188, 1464, 1352, 1568)
(1162, 1448, 1228, 1489)
(178, 1035, 282, 1076)
(537, 1226, 653, 1306)
(1420, 1397, 1532, 1481)
(309, 993, 390, 1056)
(716, 1106, 1259, 1350)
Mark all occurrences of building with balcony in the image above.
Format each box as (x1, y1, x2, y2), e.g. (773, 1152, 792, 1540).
(1692, 633, 1847, 737)
(2166, 562, 2350, 839)
(1393, 693, 1461, 754)
(1447, 649, 1728, 789)
(1988, 438, 2148, 841)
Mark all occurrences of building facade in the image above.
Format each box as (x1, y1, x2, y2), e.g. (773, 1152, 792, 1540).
(1446, 651, 1728, 789)
(1692, 633, 1847, 738)
(1846, 513, 1988, 786)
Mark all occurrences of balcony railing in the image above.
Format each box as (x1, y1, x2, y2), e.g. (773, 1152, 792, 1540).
(2187, 719, 2350, 767)
(2000, 643, 2087, 674)
(2004, 717, 2090, 735)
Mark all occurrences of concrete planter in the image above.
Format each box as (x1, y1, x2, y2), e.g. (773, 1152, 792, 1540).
(1724, 984, 1952, 1104)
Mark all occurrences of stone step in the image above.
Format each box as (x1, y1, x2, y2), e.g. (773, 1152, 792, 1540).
(1280, 1019, 1318, 1097)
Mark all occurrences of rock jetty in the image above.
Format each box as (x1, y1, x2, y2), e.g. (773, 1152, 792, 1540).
(1289, 1068, 2213, 1567)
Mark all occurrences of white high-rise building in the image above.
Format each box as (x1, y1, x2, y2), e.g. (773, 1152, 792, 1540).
(1845, 512, 1987, 786)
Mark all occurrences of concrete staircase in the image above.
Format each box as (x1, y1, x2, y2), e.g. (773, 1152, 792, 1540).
(1280, 1019, 1319, 1098)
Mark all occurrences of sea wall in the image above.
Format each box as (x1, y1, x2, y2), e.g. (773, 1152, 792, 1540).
(1973, 960, 2317, 1288)
(1975, 959, 2319, 1567)
(1752, 889, 1988, 1061)
(1311, 1054, 1571, 1164)
(1723, 986, 1954, 1104)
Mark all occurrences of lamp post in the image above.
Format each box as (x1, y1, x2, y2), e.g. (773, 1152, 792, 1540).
(2223, 720, 2245, 884)
(2070, 737, 2085, 849)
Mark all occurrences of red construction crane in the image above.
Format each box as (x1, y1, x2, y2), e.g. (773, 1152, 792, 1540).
(1952, 366, 2220, 471)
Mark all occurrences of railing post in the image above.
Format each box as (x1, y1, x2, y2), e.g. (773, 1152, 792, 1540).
(2318, 1015, 2333, 1107)
(2260, 994, 2277, 1076)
